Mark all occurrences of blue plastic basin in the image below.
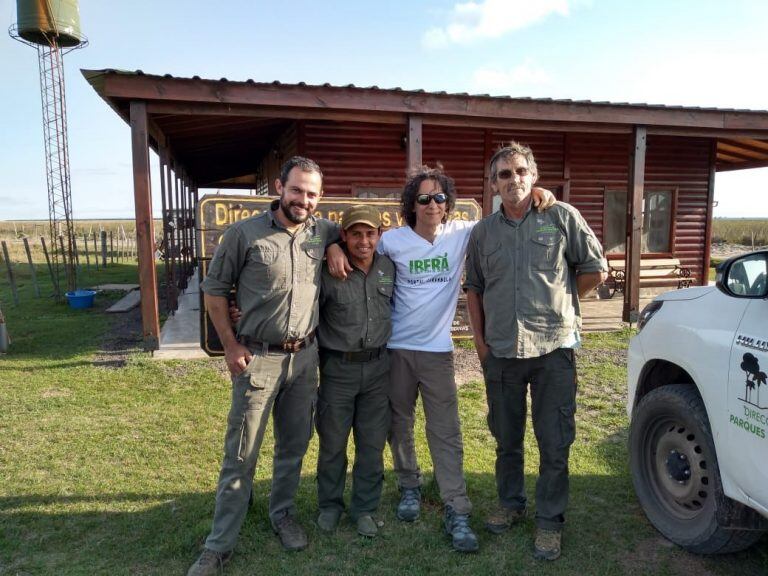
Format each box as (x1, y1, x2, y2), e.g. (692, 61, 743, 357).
(65, 289, 96, 309)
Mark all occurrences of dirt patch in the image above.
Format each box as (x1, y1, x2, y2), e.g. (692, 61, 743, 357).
(621, 535, 719, 576)
(92, 300, 144, 368)
(453, 345, 482, 387)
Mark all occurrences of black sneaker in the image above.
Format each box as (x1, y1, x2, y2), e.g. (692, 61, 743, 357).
(444, 506, 479, 553)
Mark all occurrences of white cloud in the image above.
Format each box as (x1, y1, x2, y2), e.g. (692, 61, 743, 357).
(471, 60, 553, 95)
(423, 0, 572, 48)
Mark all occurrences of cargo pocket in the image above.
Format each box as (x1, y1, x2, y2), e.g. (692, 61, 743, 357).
(558, 404, 576, 449)
(529, 233, 563, 271)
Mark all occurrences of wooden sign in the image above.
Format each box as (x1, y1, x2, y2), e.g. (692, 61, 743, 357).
(197, 195, 481, 355)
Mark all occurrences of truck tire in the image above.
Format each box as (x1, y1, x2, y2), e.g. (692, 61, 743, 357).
(629, 384, 764, 554)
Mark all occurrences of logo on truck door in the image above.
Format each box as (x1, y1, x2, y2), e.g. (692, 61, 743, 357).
(729, 349, 768, 439)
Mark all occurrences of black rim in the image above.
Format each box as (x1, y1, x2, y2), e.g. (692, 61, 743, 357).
(640, 412, 711, 520)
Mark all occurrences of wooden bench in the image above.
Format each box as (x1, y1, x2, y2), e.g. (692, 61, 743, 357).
(602, 257, 693, 298)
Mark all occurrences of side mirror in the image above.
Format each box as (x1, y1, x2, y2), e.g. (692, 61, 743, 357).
(716, 251, 768, 298)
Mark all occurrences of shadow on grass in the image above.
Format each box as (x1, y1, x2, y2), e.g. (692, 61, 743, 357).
(2, 472, 766, 576)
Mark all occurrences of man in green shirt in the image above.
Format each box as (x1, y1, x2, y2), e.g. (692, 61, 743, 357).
(464, 142, 607, 561)
(189, 157, 338, 576)
(315, 205, 395, 538)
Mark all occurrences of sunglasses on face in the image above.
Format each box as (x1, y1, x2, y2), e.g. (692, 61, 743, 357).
(415, 193, 448, 206)
(496, 168, 530, 180)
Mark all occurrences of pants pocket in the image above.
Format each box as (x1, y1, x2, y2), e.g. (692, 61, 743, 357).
(558, 404, 576, 449)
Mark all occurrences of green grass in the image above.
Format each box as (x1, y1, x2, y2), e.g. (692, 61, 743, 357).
(1, 266, 766, 575)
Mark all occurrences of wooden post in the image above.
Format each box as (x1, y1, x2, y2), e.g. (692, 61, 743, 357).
(92, 232, 99, 270)
(40, 236, 59, 298)
(1, 241, 19, 305)
(702, 140, 717, 285)
(23, 238, 40, 298)
(407, 115, 423, 173)
(482, 129, 493, 216)
(623, 126, 647, 323)
(130, 100, 161, 351)
(110, 231, 114, 264)
(82, 233, 91, 269)
(101, 231, 108, 268)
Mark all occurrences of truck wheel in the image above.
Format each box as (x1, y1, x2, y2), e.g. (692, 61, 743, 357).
(629, 384, 764, 554)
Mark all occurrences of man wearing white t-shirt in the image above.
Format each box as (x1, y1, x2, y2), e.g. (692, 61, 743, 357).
(329, 165, 553, 553)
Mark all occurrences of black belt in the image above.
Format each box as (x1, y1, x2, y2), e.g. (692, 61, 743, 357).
(240, 331, 316, 354)
(320, 346, 386, 363)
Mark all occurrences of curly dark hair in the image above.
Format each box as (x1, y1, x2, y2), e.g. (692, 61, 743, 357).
(400, 164, 456, 229)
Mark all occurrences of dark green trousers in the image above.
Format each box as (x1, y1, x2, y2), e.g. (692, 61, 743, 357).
(205, 341, 318, 553)
(316, 350, 390, 520)
(483, 348, 577, 531)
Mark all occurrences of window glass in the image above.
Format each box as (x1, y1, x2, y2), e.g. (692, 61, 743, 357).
(604, 190, 673, 254)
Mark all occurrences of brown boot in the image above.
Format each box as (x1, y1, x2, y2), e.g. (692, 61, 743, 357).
(273, 514, 308, 551)
(187, 548, 233, 576)
(533, 528, 562, 561)
(484, 505, 526, 534)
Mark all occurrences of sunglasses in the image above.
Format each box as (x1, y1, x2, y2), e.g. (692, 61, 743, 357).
(415, 193, 448, 206)
(496, 168, 530, 180)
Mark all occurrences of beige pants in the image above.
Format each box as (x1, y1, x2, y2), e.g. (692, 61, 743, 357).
(387, 349, 472, 514)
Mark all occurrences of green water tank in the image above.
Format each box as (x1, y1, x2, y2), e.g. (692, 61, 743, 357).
(16, 0, 83, 47)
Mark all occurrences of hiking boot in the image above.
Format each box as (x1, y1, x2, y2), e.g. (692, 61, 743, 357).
(533, 528, 562, 561)
(273, 514, 308, 551)
(187, 548, 233, 576)
(356, 514, 378, 537)
(485, 505, 526, 534)
(316, 508, 341, 532)
(444, 506, 479, 553)
(396, 487, 421, 522)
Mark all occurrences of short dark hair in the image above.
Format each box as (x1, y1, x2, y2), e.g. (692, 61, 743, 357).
(279, 156, 323, 186)
(400, 164, 456, 229)
(489, 142, 538, 183)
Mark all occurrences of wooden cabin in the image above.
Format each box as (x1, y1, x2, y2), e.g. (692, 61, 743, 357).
(83, 69, 768, 350)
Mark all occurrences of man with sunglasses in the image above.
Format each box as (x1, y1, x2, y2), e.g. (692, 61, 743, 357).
(328, 165, 554, 552)
(464, 142, 607, 561)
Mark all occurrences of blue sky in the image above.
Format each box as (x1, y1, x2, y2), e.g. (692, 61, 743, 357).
(2, 0, 767, 219)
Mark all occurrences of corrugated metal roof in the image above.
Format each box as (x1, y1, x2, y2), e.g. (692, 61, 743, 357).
(94, 68, 768, 115)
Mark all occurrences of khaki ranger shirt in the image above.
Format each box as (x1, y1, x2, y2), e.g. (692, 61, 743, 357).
(464, 202, 607, 359)
(317, 251, 395, 352)
(201, 201, 339, 344)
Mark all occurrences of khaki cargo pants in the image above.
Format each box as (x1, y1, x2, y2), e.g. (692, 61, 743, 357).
(204, 341, 318, 553)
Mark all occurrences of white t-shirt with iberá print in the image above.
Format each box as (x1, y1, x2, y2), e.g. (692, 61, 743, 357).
(378, 220, 474, 352)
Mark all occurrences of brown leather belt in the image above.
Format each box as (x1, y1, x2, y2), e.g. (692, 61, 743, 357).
(240, 331, 316, 354)
(320, 346, 386, 363)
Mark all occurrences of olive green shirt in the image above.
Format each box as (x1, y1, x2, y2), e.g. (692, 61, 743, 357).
(464, 202, 607, 359)
(317, 251, 395, 352)
(201, 201, 339, 344)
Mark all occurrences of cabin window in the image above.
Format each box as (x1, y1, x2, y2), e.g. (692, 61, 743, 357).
(603, 189, 676, 255)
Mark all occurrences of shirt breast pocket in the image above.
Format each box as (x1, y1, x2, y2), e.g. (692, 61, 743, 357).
(375, 284, 394, 319)
(248, 246, 283, 288)
(482, 242, 504, 280)
(529, 233, 564, 271)
(304, 247, 323, 283)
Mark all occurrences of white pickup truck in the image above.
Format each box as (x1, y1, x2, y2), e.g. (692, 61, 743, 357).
(627, 251, 768, 553)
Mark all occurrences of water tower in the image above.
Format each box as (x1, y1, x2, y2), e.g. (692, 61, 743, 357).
(9, 0, 87, 297)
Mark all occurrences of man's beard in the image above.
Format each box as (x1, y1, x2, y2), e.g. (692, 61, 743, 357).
(280, 197, 311, 224)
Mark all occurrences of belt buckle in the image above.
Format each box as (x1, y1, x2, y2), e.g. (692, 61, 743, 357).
(282, 338, 302, 353)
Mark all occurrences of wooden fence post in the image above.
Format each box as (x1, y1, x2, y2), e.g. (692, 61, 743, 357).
(83, 233, 91, 270)
(1, 241, 19, 305)
(40, 236, 60, 298)
(92, 232, 99, 270)
(101, 231, 108, 268)
(23, 238, 40, 298)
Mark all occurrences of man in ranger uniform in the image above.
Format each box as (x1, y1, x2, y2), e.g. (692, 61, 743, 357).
(464, 142, 607, 561)
(314, 205, 395, 538)
(189, 156, 338, 576)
